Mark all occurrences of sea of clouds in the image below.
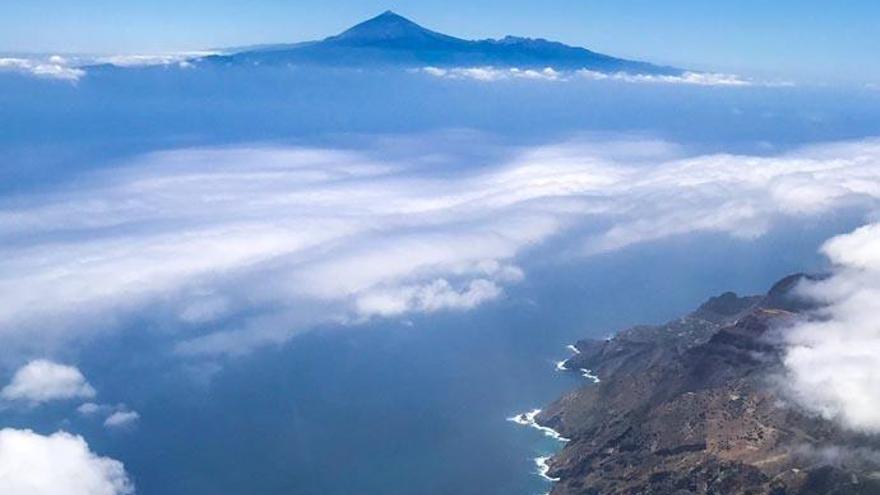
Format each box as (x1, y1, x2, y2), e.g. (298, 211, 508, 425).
(2, 137, 880, 358)
(3, 134, 880, 492)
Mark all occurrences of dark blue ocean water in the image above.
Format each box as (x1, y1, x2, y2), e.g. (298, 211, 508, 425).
(0, 66, 877, 494)
(2, 224, 859, 495)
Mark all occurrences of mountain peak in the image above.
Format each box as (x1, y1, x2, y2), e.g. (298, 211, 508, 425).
(377, 10, 404, 18)
(325, 11, 465, 46)
(362, 10, 412, 26)
(220, 12, 681, 76)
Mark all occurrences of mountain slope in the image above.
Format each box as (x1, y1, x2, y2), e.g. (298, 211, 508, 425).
(541, 275, 880, 495)
(208, 11, 681, 75)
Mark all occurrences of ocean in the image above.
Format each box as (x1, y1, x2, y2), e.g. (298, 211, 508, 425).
(0, 66, 877, 494)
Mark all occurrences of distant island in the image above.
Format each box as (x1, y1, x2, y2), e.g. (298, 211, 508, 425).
(202, 11, 682, 76)
(538, 274, 880, 494)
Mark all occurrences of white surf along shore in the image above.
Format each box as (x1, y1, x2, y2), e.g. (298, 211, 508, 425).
(507, 408, 570, 442)
(558, 344, 601, 383)
(535, 455, 561, 482)
(508, 343, 605, 486)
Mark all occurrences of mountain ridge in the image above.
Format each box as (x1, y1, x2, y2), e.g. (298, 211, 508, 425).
(206, 11, 682, 75)
(539, 274, 880, 494)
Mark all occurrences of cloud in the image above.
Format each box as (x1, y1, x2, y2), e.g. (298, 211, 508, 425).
(417, 66, 781, 87)
(77, 402, 139, 429)
(0, 56, 84, 82)
(0, 56, 780, 87)
(782, 222, 880, 432)
(91, 52, 214, 69)
(103, 410, 140, 429)
(77, 402, 102, 415)
(1, 138, 880, 355)
(575, 69, 763, 86)
(1, 360, 96, 404)
(0, 428, 133, 495)
(0, 52, 214, 82)
(419, 66, 562, 81)
(355, 278, 503, 317)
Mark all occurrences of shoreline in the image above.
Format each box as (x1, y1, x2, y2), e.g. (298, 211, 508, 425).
(508, 343, 604, 491)
(506, 408, 569, 443)
(535, 455, 561, 482)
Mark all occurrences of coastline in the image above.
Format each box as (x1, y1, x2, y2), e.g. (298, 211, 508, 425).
(506, 408, 569, 443)
(516, 277, 880, 494)
(508, 343, 603, 492)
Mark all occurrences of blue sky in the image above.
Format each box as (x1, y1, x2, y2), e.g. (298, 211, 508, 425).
(3, 0, 879, 82)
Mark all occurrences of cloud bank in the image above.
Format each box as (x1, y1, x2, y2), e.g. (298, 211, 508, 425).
(419, 66, 563, 82)
(0, 56, 84, 82)
(783, 222, 880, 432)
(419, 66, 770, 86)
(1, 138, 880, 355)
(0, 428, 132, 495)
(91, 53, 214, 69)
(0, 52, 214, 81)
(1, 360, 95, 404)
(576, 69, 756, 86)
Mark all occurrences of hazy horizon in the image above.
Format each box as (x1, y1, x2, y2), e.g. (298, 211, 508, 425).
(3, 4, 880, 83)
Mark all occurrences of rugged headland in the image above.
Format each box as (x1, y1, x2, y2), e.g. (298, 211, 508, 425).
(539, 274, 880, 494)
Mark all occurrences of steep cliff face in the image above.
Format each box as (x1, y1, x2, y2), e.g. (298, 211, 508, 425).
(540, 275, 880, 495)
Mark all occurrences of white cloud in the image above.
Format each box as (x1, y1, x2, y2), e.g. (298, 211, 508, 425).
(76, 402, 140, 429)
(0, 428, 132, 495)
(0, 56, 783, 87)
(0, 52, 214, 82)
(91, 52, 214, 69)
(782, 222, 880, 432)
(417, 66, 780, 87)
(1, 137, 879, 355)
(103, 410, 140, 429)
(576, 69, 759, 86)
(419, 66, 562, 82)
(1, 360, 96, 404)
(77, 402, 102, 415)
(355, 278, 502, 317)
(0, 55, 784, 88)
(0, 57, 84, 82)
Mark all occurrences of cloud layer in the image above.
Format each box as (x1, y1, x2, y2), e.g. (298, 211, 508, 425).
(783, 222, 880, 432)
(1, 138, 879, 355)
(0, 54, 774, 87)
(0, 56, 85, 82)
(0, 428, 132, 495)
(1, 360, 95, 404)
(419, 66, 563, 82)
(419, 66, 770, 86)
(0, 52, 215, 81)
